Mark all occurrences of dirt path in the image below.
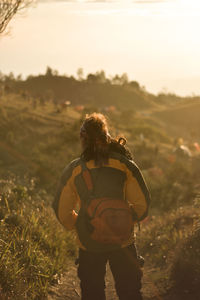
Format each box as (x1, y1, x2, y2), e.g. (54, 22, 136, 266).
(48, 259, 163, 300)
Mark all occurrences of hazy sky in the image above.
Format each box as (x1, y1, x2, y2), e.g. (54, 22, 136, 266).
(1, 0, 200, 96)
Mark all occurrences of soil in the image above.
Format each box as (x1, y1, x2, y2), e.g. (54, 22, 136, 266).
(48, 259, 165, 300)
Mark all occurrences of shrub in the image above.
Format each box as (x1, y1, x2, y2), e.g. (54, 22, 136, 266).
(144, 159, 196, 212)
(137, 206, 200, 298)
(131, 124, 171, 143)
(170, 222, 200, 298)
(137, 206, 199, 267)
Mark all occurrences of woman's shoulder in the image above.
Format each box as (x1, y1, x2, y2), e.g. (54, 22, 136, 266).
(61, 157, 81, 180)
(109, 141, 132, 160)
(109, 151, 131, 163)
(64, 157, 81, 169)
(109, 151, 140, 173)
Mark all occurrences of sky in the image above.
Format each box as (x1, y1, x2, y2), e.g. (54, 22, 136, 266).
(1, 0, 200, 96)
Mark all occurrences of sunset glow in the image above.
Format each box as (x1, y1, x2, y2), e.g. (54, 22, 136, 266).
(1, 0, 200, 95)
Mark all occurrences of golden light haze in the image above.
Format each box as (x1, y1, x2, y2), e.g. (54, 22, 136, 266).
(1, 0, 200, 95)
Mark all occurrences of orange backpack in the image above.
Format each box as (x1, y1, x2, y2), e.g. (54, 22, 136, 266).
(76, 160, 133, 251)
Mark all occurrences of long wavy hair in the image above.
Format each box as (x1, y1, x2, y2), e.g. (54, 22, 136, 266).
(80, 113, 132, 165)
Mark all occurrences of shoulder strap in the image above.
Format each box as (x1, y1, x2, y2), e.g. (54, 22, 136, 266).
(80, 159, 94, 201)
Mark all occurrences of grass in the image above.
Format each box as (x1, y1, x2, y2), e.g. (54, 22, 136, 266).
(0, 94, 81, 189)
(170, 218, 200, 298)
(137, 200, 200, 298)
(0, 177, 77, 299)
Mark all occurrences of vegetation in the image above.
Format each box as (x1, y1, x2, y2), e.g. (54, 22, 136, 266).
(0, 177, 76, 299)
(0, 70, 200, 298)
(137, 202, 200, 299)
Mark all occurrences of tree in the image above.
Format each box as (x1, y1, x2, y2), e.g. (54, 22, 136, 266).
(45, 66, 53, 77)
(77, 68, 84, 81)
(0, 0, 34, 34)
(120, 73, 129, 85)
(129, 81, 140, 90)
(86, 70, 107, 84)
(111, 73, 129, 85)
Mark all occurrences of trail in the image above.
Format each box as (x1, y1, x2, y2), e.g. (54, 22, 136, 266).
(48, 259, 163, 300)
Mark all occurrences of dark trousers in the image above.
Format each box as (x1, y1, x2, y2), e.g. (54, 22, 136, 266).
(77, 244, 143, 300)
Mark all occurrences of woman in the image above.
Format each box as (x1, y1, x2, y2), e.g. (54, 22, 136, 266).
(53, 113, 150, 300)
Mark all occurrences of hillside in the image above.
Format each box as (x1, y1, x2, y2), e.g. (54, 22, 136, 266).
(0, 80, 200, 299)
(0, 95, 81, 187)
(2, 70, 200, 143)
(0, 92, 172, 187)
(1, 70, 159, 111)
(153, 98, 200, 140)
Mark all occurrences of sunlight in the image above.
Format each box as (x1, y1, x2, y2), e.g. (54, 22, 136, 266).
(1, 0, 200, 95)
(70, 0, 200, 17)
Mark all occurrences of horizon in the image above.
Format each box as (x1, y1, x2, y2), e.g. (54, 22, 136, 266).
(1, 0, 200, 96)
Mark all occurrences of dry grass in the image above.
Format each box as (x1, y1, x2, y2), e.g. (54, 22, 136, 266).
(0, 178, 77, 299)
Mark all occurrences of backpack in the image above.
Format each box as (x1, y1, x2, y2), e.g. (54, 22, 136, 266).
(75, 159, 134, 252)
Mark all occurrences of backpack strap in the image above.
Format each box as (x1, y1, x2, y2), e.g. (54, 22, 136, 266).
(80, 159, 94, 205)
(81, 160, 93, 191)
